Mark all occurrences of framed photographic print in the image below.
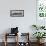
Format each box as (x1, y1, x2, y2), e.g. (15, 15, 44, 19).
(10, 10, 24, 17)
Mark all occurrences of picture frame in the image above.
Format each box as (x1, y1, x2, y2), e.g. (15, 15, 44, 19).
(10, 10, 24, 17)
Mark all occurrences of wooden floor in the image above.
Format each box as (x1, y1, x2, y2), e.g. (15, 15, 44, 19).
(0, 42, 46, 46)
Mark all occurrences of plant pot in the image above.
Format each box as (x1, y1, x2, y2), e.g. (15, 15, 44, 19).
(37, 39, 40, 43)
(37, 39, 45, 44)
(40, 38, 45, 43)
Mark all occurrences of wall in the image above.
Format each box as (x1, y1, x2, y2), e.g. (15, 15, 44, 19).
(0, 0, 36, 42)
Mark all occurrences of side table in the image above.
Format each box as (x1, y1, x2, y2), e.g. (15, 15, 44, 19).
(4, 33, 18, 46)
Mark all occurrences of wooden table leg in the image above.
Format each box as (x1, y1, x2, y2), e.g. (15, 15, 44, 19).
(4, 33, 7, 46)
(17, 34, 18, 46)
(15, 33, 18, 46)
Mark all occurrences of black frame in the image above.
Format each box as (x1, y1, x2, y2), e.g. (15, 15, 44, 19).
(10, 10, 24, 17)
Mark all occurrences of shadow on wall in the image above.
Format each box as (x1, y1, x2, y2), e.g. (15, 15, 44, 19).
(2, 28, 11, 34)
(29, 25, 38, 42)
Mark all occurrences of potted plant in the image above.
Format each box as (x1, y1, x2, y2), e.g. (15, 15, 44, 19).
(33, 32, 46, 43)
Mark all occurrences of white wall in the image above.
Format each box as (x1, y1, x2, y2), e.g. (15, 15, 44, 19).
(0, 0, 36, 42)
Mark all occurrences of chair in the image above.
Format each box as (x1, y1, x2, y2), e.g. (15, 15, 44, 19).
(18, 33, 30, 46)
